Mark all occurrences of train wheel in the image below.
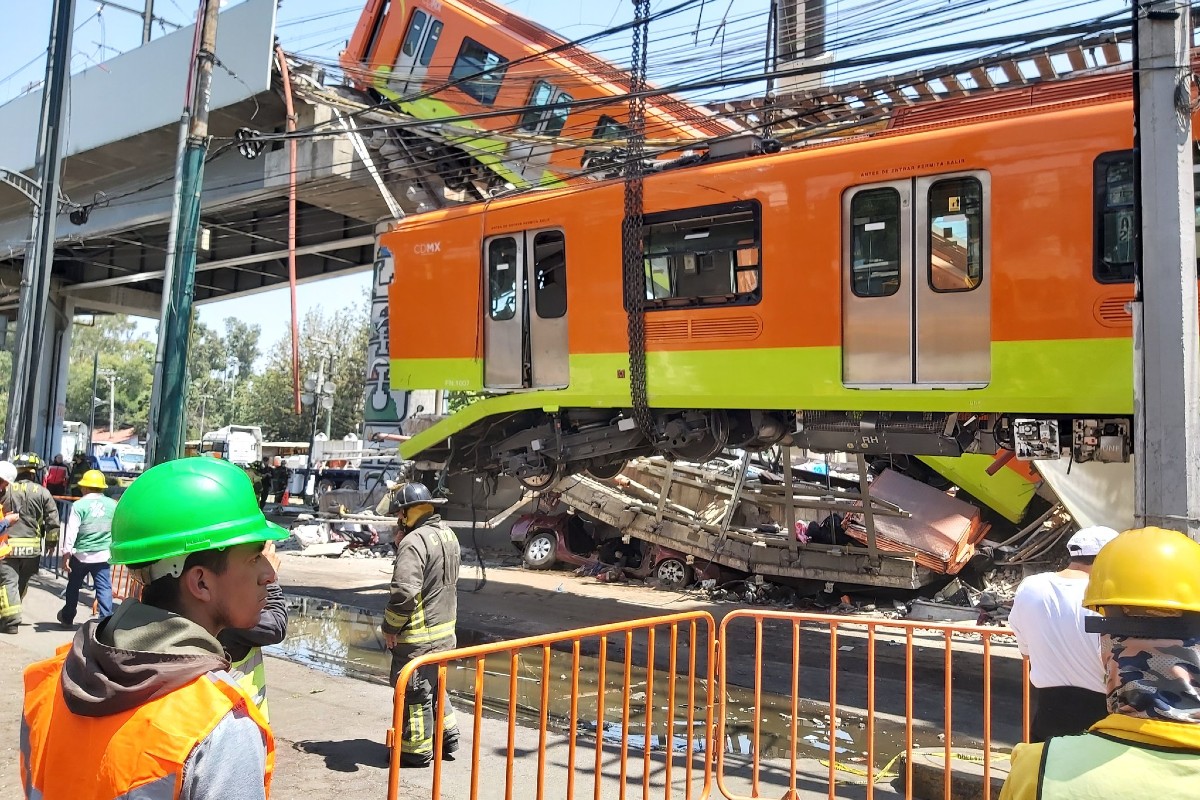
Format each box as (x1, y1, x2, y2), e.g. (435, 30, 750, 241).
(517, 460, 564, 492)
(586, 460, 626, 480)
(666, 411, 730, 462)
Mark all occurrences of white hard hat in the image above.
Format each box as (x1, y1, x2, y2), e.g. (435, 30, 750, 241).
(0, 461, 17, 484)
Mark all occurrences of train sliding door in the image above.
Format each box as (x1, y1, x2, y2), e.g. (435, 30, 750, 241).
(483, 229, 569, 390)
(842, 171, 990, 388)
(388, 8, 443, 97)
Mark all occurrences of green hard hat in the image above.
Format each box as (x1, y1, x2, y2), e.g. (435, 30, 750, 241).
(110, 456, 288, 566)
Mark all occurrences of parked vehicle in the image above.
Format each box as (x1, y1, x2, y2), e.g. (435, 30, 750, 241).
(510, 497, 712, 590)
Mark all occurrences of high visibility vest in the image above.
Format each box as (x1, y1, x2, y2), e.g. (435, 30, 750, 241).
(21, 646, 275, 799)
(1040, 731, 1200, 799)
(230, 646, 270, 722)
(72, 493, 116, 554)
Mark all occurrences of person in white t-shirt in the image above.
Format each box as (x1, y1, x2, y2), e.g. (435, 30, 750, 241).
(1007, 525, 1120, 741)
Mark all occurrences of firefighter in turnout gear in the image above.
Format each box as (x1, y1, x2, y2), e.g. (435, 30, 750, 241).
(999, 528, 1200, 799)
(0, 453, 60, 633)
(0, 461, 28, 633)
(377, 481, 462, 767)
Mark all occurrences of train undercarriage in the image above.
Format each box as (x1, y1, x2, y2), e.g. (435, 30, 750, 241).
(432, 407, 1133, 491)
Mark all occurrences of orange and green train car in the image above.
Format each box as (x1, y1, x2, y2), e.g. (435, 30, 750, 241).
(340, 0, 735, 193)
(380, 75, 1184, 505)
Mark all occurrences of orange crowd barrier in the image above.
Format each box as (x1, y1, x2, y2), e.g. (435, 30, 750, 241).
(386, 609, 1030, 800)
(109, 564, 142, 603)
(715, 610, 1030, 800)
(386, 611, 717, 800)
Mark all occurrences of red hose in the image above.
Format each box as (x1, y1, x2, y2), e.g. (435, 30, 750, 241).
(276, 45, 302, 414)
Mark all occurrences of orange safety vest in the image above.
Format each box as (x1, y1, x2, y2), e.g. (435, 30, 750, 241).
(21, 646, 275, 799)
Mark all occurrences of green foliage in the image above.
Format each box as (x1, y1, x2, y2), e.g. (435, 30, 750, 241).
(60, 302, 368, 445)
(446, 391, 485, 413)
(239, 300, 370, 442)
(66, 316, 156, 434)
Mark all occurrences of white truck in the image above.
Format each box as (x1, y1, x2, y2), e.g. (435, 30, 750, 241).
(200, 425, 263, 467)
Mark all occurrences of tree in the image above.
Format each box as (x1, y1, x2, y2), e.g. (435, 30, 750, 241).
(240, 299, 369, 442)
(64, 316, 155, 435)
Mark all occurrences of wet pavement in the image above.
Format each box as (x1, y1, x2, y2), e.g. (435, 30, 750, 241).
(271, 595, 981, 775)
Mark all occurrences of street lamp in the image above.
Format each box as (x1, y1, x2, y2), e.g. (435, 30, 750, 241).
(97, 369, 118, 434)
(300, 346, 335, 502)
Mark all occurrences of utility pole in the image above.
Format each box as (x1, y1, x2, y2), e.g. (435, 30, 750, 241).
(142, 0, 155, 44)
(146, 0, 220, 466)
(1132, 0, 1200, 539)
(98, 369, 117, 434)
(88, 352, 99, 440)
(4, 0, 75, 457)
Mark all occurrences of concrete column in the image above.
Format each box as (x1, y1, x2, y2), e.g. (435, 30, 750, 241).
(1133, 0, 1200, 538)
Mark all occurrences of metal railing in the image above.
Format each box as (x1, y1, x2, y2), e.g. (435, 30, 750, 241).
(387, 611, 717, 800)
(715, 610, 1029, 800)
(387, 610, 1030, 800)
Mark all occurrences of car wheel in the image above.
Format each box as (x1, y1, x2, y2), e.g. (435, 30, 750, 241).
(655, 557, 691, 589)
(523, 531, 558, 570)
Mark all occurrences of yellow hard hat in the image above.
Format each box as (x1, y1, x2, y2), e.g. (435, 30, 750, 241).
(1083, 527, 1200, 615)
(77, 470, 108, 490)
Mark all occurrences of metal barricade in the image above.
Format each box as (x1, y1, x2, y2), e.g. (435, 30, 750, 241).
(387, 611, 717, 800)
(106, 564, 142, 605)
(715, 610, 1030, 800)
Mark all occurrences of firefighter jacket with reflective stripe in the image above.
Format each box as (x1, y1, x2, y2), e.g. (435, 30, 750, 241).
(384, 515, 461, 658)
(21, 647, 275, 799)
(230, 647, 270, 721)
(4, 480, 60, 556)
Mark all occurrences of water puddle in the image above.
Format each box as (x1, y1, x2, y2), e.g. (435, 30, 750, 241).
(271, 595, 960, 769)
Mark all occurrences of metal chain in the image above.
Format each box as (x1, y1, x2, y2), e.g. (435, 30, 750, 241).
(623, 0, 656, 443)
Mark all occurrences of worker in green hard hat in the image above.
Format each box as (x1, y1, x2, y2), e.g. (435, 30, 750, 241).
(21, 457, 288, 799)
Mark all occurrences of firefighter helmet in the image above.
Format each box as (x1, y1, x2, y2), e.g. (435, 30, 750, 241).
(12, 452, 41, 472)
(375, 481, 446, 517)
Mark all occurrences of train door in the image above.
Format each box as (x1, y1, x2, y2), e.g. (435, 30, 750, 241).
(507, 80, 573, 185)
(483, 228, 569, 389)
(388, 8, 443, 97)
(842, 171, 990, 388)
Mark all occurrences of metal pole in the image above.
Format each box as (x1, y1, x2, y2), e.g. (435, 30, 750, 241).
(142, 0, 155, 43)
(1132, 0, 1200, 538)
(88, 353, 99, 442)
(5, 0, 75, 457)
(147, 0, 221, 466)
(108, 374, 115, 434)
(855, 454, 880, 562)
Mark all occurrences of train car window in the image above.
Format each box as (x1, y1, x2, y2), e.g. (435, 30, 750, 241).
(533, 231, 568, 319)
(362, 1, 391, 64)
(849, 188, 902, 297)
(451, 38, 509, 105)
(639, 202, 762, 309)
(927, 178, 983, 293)
(488, 237, 518, 321)
(400, 10, 428, 58)
(1094, 152, 1136, 283)
(419, 20, 443, 66)
(520, 81, 573, 137)
(594, 116, 631, 140)
(1093, 149, 1200, 283)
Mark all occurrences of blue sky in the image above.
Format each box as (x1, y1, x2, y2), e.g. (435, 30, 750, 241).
(0, 0, 1127, 351)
